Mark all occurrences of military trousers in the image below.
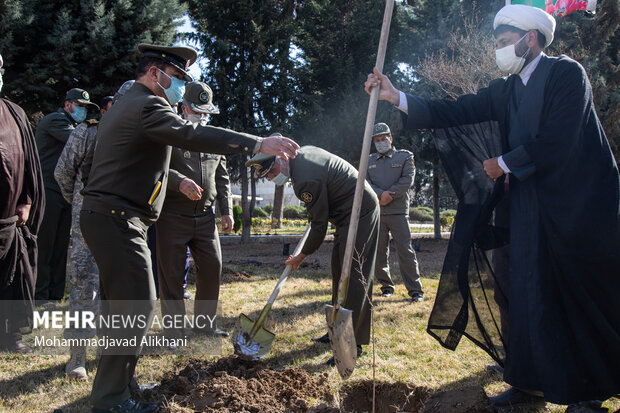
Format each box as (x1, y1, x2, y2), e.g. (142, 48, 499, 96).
(35, 188, 71, 300)
(375, 214, 423, 296)
(155, 210, 222, 337)
(80, 209, 156, 409)
(331, 205, 379, 345)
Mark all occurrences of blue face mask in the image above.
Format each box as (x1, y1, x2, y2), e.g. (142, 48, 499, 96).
(70, 105, 87, 123)
(271, 173, 289, 187)
(157, 69, 186, 105)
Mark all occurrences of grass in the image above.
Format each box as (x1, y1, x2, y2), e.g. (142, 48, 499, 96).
(0, 245, 618, 412)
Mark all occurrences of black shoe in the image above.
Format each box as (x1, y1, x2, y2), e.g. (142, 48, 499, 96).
(326, 345, 363, 366)
(486, 363, 504, 375)
(489, 387, 545, 408)
(381, 290, 394, 297)
(311, 332, 330, 344)
(565, 400, 607, 413)
(410, 292, 423, 302)
(92, 397, 158, 413)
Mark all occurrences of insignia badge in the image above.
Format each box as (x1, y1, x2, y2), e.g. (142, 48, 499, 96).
(199, 91, 209, 103)
(409, 159, 415, 168)
(301, 192, 313, 204)
(82, 91, 89, 100)
(184, 151, 191, 159)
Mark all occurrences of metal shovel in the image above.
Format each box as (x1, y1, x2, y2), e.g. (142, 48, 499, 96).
(233, 224, 311, 359)
(326, 0, 395, 380)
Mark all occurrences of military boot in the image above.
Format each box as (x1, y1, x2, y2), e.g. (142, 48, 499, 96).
(66, 345, 87, 380)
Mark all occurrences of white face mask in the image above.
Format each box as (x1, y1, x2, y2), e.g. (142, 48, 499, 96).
(187, 113, 209, 126)
(0, 71, 3, 93)
(374, 140, 391, 154)
(495, 33, 531, 74)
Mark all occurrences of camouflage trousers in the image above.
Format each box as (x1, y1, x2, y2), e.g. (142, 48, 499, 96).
(64, 200, 100, 340)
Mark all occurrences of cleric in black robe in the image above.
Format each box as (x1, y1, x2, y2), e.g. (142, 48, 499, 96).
(0, 54, 45, 352)
(365, 4, 619, 410)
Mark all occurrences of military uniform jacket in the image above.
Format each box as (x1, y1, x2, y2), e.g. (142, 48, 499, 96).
(289, 146, 378, 256)
(82, 83, 259, 224)
(366, 147, 415, 216)
(35, 108, 78, 193)
(163, 149, 232, 217)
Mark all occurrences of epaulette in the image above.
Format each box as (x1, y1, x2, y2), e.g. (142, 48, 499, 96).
(85, 118, 99, 126)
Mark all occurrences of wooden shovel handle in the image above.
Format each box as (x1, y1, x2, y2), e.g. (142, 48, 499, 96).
(334, 0, 395, 311)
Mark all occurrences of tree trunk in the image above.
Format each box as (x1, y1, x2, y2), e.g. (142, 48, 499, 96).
(241, 162, 251, 243)
(272, 184, 284, 229)
(432, 152, 441, 240)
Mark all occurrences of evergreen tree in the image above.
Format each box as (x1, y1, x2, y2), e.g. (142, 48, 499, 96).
(1, 0, 185, 121)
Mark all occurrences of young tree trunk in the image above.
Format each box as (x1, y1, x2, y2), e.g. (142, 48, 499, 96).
(241, 162, 251, 243)
(272, 184, 284, 229)
(432, 151, 441, 240)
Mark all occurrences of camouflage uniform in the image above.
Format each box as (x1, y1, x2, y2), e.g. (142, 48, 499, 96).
(54, 120, 99, 339)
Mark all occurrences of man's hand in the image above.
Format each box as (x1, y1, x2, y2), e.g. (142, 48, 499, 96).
(259, 136, 299, 160)
(15, 204, 31, 226)
(221, 214, 233, 233)
(483, 157, 505, 180)
(285, 253, 307, 271)
(364, 67, 400, 105)
(179, 178, 203, 201)
(379, 191, 395, 206)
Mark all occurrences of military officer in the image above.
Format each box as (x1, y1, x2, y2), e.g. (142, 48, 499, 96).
(247, 144, 379, 364)
(54, 84, 132, 380)
(156, 81, 232, 341)
(80, 44, 298, 413)
(366, 123, 424, 302)
(35, 88, 99, 302)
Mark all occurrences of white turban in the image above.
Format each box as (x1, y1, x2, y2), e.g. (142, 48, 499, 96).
(494, 5, 556, 48)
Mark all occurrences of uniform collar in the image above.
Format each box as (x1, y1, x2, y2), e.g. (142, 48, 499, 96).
(378, 146, 395, 158)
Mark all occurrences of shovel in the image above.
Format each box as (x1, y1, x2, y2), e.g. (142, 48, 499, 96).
(326, 0, 395, 380)
(233, 224, 312, 359)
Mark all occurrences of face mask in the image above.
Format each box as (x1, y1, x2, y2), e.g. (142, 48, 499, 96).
(374, 140, 391, 154)
(71, 105, 87, 123)
(187, 113, 209, 126)
(271, 173, 289, 186)
(495, 34, 530, 74)
(157, 69, 186, 105)
(0, 72, 3, 93)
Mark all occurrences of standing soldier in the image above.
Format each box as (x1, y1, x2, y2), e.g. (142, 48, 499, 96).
(54, 82, 133, 380)
(80, 44, 298, 413)
(156, 81, 233, 342)
(366, 123, 424, 302)
(247, 145, 379, 365)
(35, 88, 99, 302)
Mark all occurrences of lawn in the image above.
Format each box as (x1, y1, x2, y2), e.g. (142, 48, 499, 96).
(0, 239, 617, 412)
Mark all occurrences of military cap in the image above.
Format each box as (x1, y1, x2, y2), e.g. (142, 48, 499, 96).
(246, 153, 276, 178)
(183, 81, 219, 114)
(372, 122, 391, 137)
(65, 88, 99, 110)
(113, 80, 135, 102)
(138, 44, 198, 82)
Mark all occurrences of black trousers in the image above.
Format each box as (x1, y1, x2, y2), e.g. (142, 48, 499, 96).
(35, 188, 71, 300)
(81, 209, 156, 409)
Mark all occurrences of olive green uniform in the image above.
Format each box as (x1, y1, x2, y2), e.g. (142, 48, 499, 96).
(156, 149, 232, 338)
(80, 83, 259, 409)
(366, 147, 423, 297)
(289, 146, 379, 345)
(35, 109, 78, 300)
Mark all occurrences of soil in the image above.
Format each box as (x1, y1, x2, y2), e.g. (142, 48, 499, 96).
(143, 357, 494, 413)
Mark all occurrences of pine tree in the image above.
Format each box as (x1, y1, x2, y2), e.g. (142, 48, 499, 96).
(1, 0, 185, 121)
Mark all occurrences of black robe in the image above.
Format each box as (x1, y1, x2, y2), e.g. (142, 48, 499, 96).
(404, 55, 620, 404)
(0, 98, 44, 332)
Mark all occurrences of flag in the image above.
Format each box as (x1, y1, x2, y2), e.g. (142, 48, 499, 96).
(509, 0, 597, 17)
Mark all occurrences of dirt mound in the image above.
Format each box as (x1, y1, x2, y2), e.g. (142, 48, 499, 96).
(221, 267, 251, 283)
(342, 380, 431, 413)
(145, 356, 333, 412)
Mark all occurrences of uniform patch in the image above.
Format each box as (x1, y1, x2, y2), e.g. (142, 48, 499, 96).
(391, 163, 402, 168)
(199, 91, 209, 103)
(301, 192, 313, 203)
(204, 154, 218, 159)
(368, 165, 376, 168)
(184, 151, 191, 159)
(409, 158, 415, 168)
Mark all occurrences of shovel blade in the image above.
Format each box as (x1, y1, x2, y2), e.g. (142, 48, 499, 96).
(325, 304, 357, 379)
(232, 313, 275, 360)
